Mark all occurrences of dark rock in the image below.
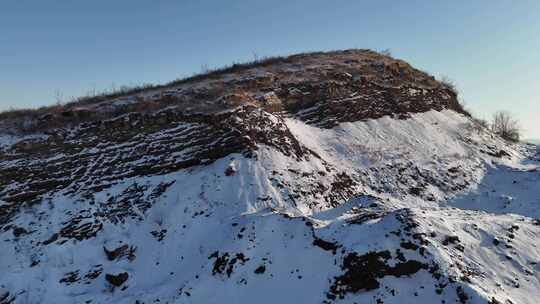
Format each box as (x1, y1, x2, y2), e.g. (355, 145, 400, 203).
(328, 251, 428, 298)
(489, 297, 503, 304)
(59, 271, 80, 285)
(105, 272, 129, 287)
(12, 226, 28, 238)
(43, 233, 59, 245)
(400, 241, 419, 251)
(208, 251, 249, 277)
(254, 265, 266, 274)
(224, 165, 236, 176)
(442, 236, 460, 246)
(409, 187, 424, 196)
(104, 245, 136, 261)
(150, 229, 167, 242)
(495, 150, 510, 158)
(313, 237, 340, 254)
(456, 286, 469, 304)
(0, 290, 15, 304)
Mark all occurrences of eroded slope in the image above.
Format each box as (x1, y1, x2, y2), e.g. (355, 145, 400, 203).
(0, 50, 538, 304)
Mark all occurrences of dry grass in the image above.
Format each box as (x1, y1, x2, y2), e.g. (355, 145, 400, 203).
(1, 49, 464, 132)
(0, 55, 295, 125)
(168, 55, 290, 87)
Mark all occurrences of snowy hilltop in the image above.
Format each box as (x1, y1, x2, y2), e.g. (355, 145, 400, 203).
(0, 50, 538, 304)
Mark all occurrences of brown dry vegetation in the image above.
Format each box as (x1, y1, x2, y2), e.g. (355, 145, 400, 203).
(0, 49, 468, 134)
(0, 55, 293, 121)
(0, 56, 298, 128)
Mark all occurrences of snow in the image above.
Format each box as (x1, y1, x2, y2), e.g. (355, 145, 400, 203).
(0, 133, 49, 150)
(110, 98, 138, 107)
(1, 109, 539, 304)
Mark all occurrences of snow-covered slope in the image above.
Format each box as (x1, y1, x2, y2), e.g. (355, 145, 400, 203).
(1, 50, 538, 304)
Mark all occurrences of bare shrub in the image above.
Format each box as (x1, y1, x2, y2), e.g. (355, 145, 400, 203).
(438, 76, 472, 117)
(474, 118, 489, 129)
(440, 76, 458, 95)
(380, 49, 392, 57)
(491, 111, 520, 142)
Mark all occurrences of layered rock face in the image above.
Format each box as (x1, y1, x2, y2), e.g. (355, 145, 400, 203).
(0, 49, 464, 132)
(0, 50, 464, 229)
(0, 50, 538, 304)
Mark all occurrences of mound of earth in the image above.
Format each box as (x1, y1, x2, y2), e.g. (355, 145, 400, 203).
(0, 50, 538, 304)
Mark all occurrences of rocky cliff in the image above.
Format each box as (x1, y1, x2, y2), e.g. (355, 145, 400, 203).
(0, 50, 538, 304)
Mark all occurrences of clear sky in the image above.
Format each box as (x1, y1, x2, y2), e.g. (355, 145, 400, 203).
(1, 1, 539, 138)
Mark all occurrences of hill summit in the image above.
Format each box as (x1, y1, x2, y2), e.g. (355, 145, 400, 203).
(0, 50, 539, 304)
(1, 49, 465, 132)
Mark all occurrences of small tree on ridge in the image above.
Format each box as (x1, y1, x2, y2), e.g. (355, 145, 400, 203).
(491, 111, 520, 142)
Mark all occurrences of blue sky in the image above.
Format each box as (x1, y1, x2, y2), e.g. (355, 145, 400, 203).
(1, 1, 539, 138)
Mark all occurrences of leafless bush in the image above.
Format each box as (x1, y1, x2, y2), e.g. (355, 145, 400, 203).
(491, 111, 520, 142)
(440, 76, 458, 95)
(465, 117, 490, 133)
(438, 76, 472, 117)
(474, 118, 489, 129)
(380, 49, 392, 57)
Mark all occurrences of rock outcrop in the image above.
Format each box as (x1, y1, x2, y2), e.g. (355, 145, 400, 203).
(0, 50, 538, 304)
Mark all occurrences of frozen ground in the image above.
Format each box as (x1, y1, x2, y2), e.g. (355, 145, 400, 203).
(0, 110, 539, 304)
(448, 150, 540, 218)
